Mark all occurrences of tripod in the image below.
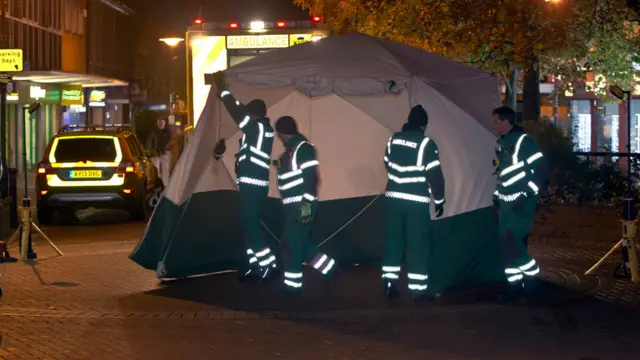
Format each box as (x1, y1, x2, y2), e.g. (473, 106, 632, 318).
(4, 102, 63, 261)
(5, 198, 63, 261)
(585, 219, 639, 282)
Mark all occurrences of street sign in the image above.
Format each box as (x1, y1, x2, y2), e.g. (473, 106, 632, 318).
(0, 49, 23, 72)
(0, 73, 12, 84)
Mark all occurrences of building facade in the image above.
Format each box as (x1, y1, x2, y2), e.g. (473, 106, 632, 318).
(1, 0, 135, 194)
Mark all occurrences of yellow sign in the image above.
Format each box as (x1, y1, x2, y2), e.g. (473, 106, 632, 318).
(70, 170, 103, 179)
(89, 90, 106, 107)
(61, 85, 84, 106)
(0, 49, 23, 72)
(226, 35, 289, 49)
(289, 34, 313, 46)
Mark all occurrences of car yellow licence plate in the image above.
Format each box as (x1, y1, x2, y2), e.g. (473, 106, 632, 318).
(70, 170, 102, 179)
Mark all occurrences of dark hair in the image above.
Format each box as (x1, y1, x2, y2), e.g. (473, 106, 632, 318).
(492, 106, 516, 125)
(247, 99, 267, 117)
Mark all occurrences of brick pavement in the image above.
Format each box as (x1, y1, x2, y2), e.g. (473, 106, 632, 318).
(0, 206, 639, 359)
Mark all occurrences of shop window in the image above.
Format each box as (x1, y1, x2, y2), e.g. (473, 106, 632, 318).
(603, 104, 619, 153)
(570, 100, 592, 152)
(632, 100, 640, 153)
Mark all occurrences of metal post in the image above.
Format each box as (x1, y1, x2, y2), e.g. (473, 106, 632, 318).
(169, 47, 175, 118)
(627, 91, 632, 192)
(0, 82, 7, 174)
(22, 110, 28, 199)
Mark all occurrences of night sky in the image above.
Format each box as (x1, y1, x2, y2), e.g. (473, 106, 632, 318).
(138, 0, 311, 36)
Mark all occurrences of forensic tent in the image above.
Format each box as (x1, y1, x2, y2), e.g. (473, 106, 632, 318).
(130, 33, 504, 293)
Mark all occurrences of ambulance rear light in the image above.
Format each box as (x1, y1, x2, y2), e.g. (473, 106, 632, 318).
(229, 22, 238, 29)
(312, 16, 322, 23)
(276, 21, 286, 28)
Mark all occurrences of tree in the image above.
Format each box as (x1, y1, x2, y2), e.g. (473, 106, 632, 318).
(294, 0, 640, 117)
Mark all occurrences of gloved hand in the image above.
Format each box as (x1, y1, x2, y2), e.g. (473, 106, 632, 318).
(434, 202, 444, 218)
(298, 199, 313, 224)
(213, 71, 228, 92)
(272, 159, 281, 168)
(213, 139, 226, 159)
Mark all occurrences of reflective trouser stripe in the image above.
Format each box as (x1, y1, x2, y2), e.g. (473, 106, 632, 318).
(505, 259, 540, 282)
(284, 271, 303, 288)
(247, 247, 276, 267)
(407, 273, 429, 292)
(246, 249, 258, 264)
(382, 265, 401, 281)
(310, 254, 336, 275)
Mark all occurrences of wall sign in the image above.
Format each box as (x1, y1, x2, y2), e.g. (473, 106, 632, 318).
(226, 35, 289, 49)
(61, 85, 84, 106)
(15, 82, 60, 104)
(88, 90, 106, 107)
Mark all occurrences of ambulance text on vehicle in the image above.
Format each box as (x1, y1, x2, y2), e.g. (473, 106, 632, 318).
(186, 18, 329, 127)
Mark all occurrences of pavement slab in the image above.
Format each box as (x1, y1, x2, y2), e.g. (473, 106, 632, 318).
(0, 206, 639, 359)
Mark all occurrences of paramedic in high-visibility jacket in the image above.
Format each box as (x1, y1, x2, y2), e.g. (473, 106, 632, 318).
(212, 71, 278, 282)
(382, 105, 445, 301)
(273, 116, 337, 294)
(492, 106, 549, 303)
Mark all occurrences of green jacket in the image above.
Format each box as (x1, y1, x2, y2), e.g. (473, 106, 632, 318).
(384, 129, 445, 204)
(219, 89, 274, 187)
(494, 126, 548, 202)
(276, 134, 319, 207)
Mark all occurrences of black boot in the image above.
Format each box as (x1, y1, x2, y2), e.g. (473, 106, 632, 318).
(521, 276, 540, 305)
(238, 266, 262, 283)
(384, 281, 400, 299)
(259, 265, 280, 282)
(497, 282, 523, 304)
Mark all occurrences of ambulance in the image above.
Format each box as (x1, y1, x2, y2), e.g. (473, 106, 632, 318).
(185, 16, 329, 128)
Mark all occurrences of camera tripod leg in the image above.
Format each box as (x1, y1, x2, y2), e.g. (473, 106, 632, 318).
(31, 222, 63, 256)
(585, 238, 623, 275)
(627, 238, 639, 282)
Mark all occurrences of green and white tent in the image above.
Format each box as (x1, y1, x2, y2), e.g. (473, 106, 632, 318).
(130, 33, 505, 292)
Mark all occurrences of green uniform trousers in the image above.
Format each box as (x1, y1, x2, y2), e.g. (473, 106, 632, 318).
(382, 197, 431, 294)
(498, 194, 540, 283)
(239, 184, 274, 268)
(282, 201, 335, 289)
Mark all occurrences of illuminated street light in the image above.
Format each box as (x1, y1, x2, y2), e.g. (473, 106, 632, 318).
(159, 37, 185, 124)
(545, 0, 562, 3)
(159, 37, 184, 47)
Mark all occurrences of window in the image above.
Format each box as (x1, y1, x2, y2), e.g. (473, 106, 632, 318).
(570, 100, 592, 152)
(53, 137, 118, 163)
(603, 104, 619, 153)
(125, 136, 141, 157)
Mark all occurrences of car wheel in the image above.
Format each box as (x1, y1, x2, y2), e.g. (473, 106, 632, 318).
(130, 185, 151, 221)
(37, 204, 55, 225)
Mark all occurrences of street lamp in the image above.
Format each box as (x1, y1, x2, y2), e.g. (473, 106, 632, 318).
(159, 37, 184, 124)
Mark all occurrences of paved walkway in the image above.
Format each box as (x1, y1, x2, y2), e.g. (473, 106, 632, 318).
(0, 207, 639, 359)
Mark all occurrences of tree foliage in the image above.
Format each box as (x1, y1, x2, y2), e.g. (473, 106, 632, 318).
(294, 0, 640, 96)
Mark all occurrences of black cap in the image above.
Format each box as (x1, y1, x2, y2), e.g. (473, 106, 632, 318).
(407, 105, 428, 127)
(275, 116, 298, 135)
(246, 99, 267, 117)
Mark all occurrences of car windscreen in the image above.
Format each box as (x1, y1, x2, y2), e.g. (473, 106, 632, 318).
(53, 137, 118, 163)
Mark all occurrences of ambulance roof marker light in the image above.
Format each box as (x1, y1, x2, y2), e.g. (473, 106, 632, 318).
(229, 22, 239, 29)
(250, 20, 265, 30)
(276, 21, 286, 28)
(312, 16, 322, 23)
(194, 18, 203, 25)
